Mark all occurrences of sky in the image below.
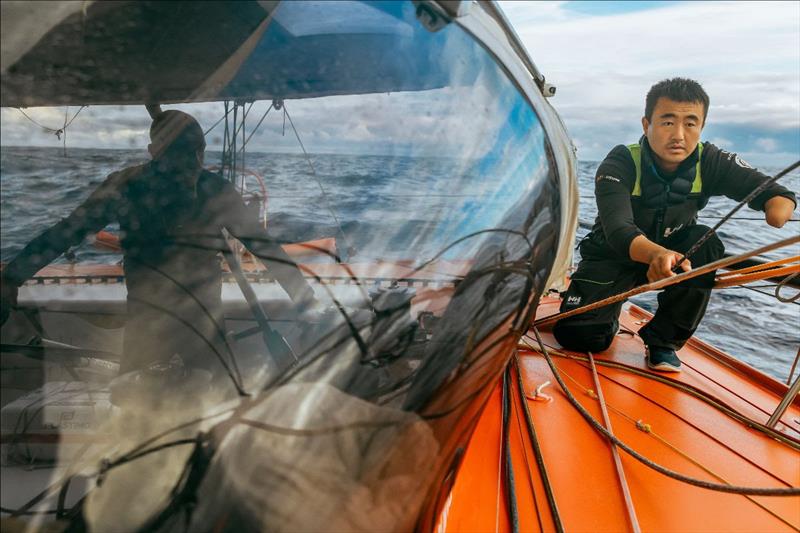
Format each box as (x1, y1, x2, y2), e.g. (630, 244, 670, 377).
(1, 0, 798, 166)
(498, 0, 800, 165)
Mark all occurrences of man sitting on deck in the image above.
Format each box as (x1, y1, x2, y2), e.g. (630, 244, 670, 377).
(553, 78, 796, 372)
(0, 110, 319, 397)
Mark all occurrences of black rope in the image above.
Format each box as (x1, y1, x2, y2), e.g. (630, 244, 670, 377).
(674, 160, 800, 271)
(701, 215, 800, 222)
(510, 364, 546, 533)
(530, 327, 800, 496)
(775, 272, 800, 303)
(502, 366, 520, 533)
(513, 356, 564, 533)
(243, 103, 273, 147)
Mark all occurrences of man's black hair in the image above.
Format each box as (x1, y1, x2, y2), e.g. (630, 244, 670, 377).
(645, 78, 709, 123)
(149, 110, 205, 156)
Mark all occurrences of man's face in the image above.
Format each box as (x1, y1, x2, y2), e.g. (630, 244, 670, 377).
(151, 141, 206, 187)
(642, 97, 705, 173)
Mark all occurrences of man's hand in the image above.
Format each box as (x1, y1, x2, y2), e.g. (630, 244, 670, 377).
(646, 251, 691, 283)
(629, 235, 692, 283)
(1, 281, 19, 326)
(764, 196, 796, 228)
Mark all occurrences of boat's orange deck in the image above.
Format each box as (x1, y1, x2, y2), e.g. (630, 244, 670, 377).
(438, 294, 800, 532)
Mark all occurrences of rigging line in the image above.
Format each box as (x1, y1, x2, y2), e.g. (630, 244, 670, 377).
(203, 106, 230, 136)
(740, 284, 800, 305)
(238, 417, 397, 437)
(700, 216, 800, 222)
(522, 337, 800, 450)
(64, 105, 86, 130)
(229, 101, 254, 152)
(410, 228, 534, 279)
(16, 105, 86, 134)
(535, 235, 800, 327)
(552, 353, 799, 485)
(641, 427, 800, 531)
(242, 103, 273, 147)
(114, 406, 236, 463)
(509, 362, 546, 533)
(717, 255, 800, 277)
(788, 348, 800, 387)
(7, 439, 105, 518)
(714, 264, 800, 288)
(280, 103, 374, 305)
(62, 107, 68, 157)
(106, 437, 198, 467)
(17, 108, 59, 131)
(587, 352, 641, 533)
(775, 272, 800, 303)
(241, 102, 247, 192)
(495, 377, 503, 533)
(514, 355, 565, 533)
(674, 159, 800, 271)
(231, 103, 238, 182)
(502, 367, 521, 533)
(529, 328, 800, 495)
(544, 351, 799, 530)
(283, 104, 354, 254)
(418, 333, 520, 421)
(11, 414, 217, 521)
(680, 353, 799, 422)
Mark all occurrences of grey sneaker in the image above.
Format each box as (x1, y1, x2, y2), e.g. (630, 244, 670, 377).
(646, 346, 681, 372)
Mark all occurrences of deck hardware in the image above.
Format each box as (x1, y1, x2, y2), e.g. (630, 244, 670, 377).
(526, 380, 553, 402)
(766, 373, 800, 429)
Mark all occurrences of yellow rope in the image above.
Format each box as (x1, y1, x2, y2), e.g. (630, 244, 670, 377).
(715, 262, 800, 289)
(717, 255, 800, 278)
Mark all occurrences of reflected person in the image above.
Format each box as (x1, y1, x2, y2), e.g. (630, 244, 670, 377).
(0, 110, 318, 395)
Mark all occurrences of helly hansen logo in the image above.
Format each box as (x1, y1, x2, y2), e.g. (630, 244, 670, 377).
(597, 175, 621, 183)
(663, 224, 683, 238)
(720, 149, 755, 170)
(566, 295, 582, 306)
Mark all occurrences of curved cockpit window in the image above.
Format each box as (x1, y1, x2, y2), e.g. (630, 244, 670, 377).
(0, 1, 561, 530)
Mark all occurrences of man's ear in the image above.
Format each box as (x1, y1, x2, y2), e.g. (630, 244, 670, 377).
(641, 116, 649, 135)
(147, 143, 155, 158)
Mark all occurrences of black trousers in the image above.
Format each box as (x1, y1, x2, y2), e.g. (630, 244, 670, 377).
(553, 225, 725, 352)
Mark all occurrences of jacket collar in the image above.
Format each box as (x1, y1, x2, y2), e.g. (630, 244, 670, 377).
(640, 136, 699, 182)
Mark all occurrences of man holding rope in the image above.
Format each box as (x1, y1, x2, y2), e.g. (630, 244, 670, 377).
(554, 78, 796, 371)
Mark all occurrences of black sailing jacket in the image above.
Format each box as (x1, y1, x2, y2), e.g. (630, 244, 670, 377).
(582, 139, 797, 260)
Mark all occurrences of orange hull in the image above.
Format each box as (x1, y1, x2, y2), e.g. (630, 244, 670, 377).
(436, 294, 800, 532)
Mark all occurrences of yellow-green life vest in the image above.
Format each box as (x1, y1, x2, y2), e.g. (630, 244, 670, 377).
(628, 142, 703, 197)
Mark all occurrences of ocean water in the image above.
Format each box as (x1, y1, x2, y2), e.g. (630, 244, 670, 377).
(1, 147, 798, 380)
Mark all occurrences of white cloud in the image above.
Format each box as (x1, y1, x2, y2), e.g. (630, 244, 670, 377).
(707, 137, 733, 148)
(754, 137, 778, 153)
(500, 1, 800, 160)
(1, 1, 797, 165)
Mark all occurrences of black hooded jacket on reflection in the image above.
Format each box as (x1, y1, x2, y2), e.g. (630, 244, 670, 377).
(3, 163, 314, 371)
